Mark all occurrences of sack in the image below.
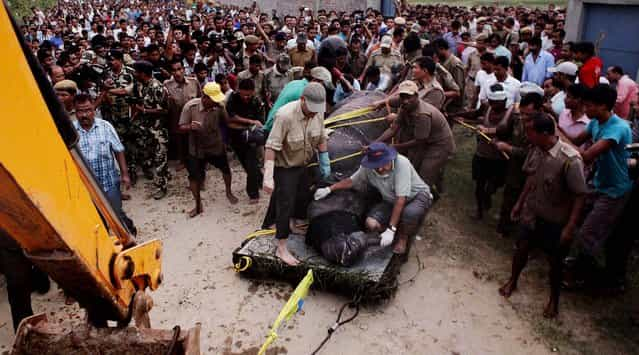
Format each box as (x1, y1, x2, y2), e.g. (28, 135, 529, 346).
(320, 231, 368, 267)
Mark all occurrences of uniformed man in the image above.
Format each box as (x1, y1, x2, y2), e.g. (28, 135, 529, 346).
(53, 79, 78, 121)
(493, 91, 544, 237)
(164, 59, 201, 168)
(433, 38, 466, 113)
(241, 34, 262, 72)
(411, 57, 446, 111)
(237, 54, 265, 104)
(109, 60, 169, 199)
(360, 36, 403, 83)
(376, 81, 456, 196)
(100, 50, 135, 181)
(422, 46, 461, 110)
(265, 32, 289, 66)
(179, 82, 238, 218)
(262, 54, 295, 108)
(288, 32, 316, 67)
(262, 83, 331, 266)
(499, 113, 587, 319)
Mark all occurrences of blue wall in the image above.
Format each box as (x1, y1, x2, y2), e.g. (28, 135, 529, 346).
(582, 3, 639, 79)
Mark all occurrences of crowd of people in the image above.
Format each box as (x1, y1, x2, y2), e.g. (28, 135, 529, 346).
(3, 0, 639, 330)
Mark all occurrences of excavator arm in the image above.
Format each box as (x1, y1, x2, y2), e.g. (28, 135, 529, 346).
(0, 1, 161, 325)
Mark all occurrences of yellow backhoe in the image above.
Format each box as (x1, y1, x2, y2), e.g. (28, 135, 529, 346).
(0, 1, 199, 353)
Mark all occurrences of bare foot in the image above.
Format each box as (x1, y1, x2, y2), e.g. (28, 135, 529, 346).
(543, 299, 558, 318)
(276, 244, 300, 266)
(227, 192, 239, 204)
(499, 280, 517, 298)
(188, 207, 202, 218)
(249, 198, 259, 205)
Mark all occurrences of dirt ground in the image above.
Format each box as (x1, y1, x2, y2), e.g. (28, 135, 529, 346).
(1, 131, 638, 354)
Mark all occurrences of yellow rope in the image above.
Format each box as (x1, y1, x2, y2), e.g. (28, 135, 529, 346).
(327, 116, 387, 130)
(324, 106, 375, 125)
(307, 150, 364, 167)
(245, 229, 276, 240)
(453, 118, 510, 160)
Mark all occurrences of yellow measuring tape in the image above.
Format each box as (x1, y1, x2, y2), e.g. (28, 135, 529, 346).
(245, 228, 276, 240)
(324, 106, 375, 125)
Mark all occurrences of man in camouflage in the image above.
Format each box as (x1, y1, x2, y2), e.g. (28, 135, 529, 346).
(109, 60, 169, 199)
(99, 50, 136, 184)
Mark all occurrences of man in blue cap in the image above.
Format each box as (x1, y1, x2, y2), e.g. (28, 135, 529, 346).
(314, 143, 433, 254)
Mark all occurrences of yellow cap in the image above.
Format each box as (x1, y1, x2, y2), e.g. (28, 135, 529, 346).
(202, 82, 226, 103)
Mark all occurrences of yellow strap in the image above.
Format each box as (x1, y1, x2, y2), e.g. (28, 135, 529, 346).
(327, 116, 387, 130)
(324, 106, 375, 125)
(258, 331, 277, 355)
(234, 256, 253, 272)
(307, 150, 364, 167)
(245, 229, 276, 240)
(453, 118, 510, 160)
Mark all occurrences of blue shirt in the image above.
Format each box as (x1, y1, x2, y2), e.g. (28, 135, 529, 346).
(442, 32, 460, 55)
(522, 50, 555, 86)
(586, 114, 633, 198)
(494, 45, 512, 62)
(264, 79, 308, 132)
(74, 118, 125, 193)
(333, 79, 361, 104)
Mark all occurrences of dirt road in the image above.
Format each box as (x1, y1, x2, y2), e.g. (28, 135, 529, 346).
(1, 144, 636, 354)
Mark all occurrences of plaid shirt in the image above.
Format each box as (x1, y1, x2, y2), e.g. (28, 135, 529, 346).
(73, 118, 125, 193)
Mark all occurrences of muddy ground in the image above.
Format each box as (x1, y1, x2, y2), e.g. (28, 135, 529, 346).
(1, 130, 638, 354)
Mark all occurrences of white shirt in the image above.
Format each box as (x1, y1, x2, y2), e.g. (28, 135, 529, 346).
(478, 75, 521, 108)
(474, 70, 496, 108)
(551, 91, 566, 117)
(461, 46, 477, 66)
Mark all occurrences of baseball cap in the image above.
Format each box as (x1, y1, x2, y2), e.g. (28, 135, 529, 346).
(296, 32, 308, 44)
(380, 35, 392, 49)
(520, 81, 544, 96)
(310, 66, 334, 90)
(394, 17, 406, 26)
(301, 82, 326, 114)
(133, 60, 154, 76)
(244, 34, 259, 45)
(411, 23, 421, 33)
(277, 53, 291, 71)
(487, 84, 508, 101)
(202, 82, 226, 103)
(274, 32, 287, 41)
(397, 80, 419, 95)
(547, 61, 578, 76)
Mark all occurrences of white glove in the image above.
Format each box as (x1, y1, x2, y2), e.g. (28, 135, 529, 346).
(263, 160, 275, 191)
(314, 187, 332, 200)
(380, 228, 395, 247)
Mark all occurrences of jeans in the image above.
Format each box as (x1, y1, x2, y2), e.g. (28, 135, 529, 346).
(104, 182, 136, 235)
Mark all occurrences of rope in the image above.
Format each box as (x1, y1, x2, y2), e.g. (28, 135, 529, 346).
(307, 151, 364, 168)
(245, 229, 276, 240)
(327, 117, 387, 130)
(234, 256, 253, 272)
(453, 118, 510, 160)
(324, 106, 375, 125)
(310, 297, 361, 355)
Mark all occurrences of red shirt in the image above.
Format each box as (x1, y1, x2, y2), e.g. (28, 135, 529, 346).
(579, 56, 603, 88)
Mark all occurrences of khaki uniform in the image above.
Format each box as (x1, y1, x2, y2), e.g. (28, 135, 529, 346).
(164, 77, 201, 134)
(265, 100, 327, 168)
(435, 63, 460, 95)
(442, 55, 466, 112)
(262, 66, 294, 104)
(522, 140, 588, 226)
(396, 101, 456, 192)
(466, 51, 482, 109)
(288, 47, 315, 67)
(366, 49, 403, 74)
(416, 78, 446, 111)
(237, 69, 265, 103)
(403, 51, 422, 81)
(178, 98, 226, 158)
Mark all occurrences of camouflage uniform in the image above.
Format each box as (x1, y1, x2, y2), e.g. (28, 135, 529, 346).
(126, 78, 169, 193)
(102, 65, 136, 180)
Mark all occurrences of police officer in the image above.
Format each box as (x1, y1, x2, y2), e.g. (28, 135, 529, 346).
(109, 60, 169, 199)
(262, 54, 295, 108)
(360, 36, 403, 83)
(500, 113, 587, 319)
(376, 81, 456, 197)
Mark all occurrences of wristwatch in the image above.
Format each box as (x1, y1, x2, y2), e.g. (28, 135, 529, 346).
(389, 225, 397, 232)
